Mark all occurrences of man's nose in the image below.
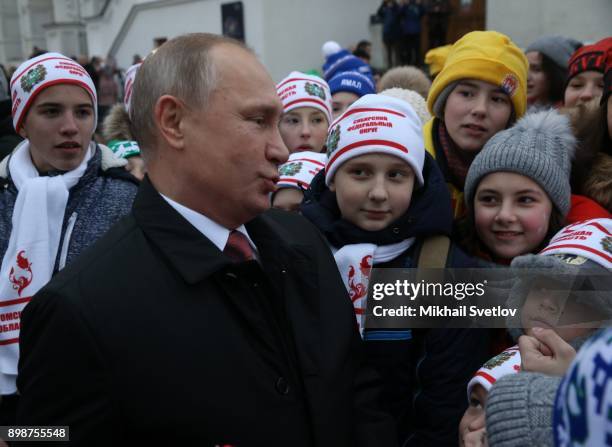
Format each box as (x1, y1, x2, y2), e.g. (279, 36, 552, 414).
(268, 127, 290, 164)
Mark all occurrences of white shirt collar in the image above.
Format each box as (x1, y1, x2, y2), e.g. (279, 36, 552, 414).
(160, 194, 258, 255)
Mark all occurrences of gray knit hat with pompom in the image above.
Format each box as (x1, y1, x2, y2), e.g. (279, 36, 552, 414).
(464, 109, 575, 217)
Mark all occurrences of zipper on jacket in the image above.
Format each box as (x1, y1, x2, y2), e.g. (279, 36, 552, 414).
(59, 212, 77, 270)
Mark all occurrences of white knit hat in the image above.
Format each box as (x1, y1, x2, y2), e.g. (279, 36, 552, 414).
(10, 52, 97, 131)
(277, 151, 326, 190)
(276, 71, 332, 124)
(537, 218, 612, 268)
(466, 345, 521, 401)
(325, 94, 425, 186)
(123, 62, 141, 116)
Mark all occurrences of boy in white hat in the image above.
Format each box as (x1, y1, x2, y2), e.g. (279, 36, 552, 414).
(301, 94, 491, 445)
(272, 151, 325, 212)
(276, 72, 332, 154)
(469, 218, 612, 446)
(0, 52, 137, 421)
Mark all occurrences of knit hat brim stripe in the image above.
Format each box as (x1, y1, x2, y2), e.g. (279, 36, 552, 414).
(328, 139, 408, 167)
(278, 178, 310, 188)
(284, 97, 330, 111)
(474, 370, 496, 386)
(14, 78, 96, 131)
(589, 220, 612, 236)
(323, 54, 354, 78)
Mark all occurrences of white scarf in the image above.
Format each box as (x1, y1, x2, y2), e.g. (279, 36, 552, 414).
(0, 140, 92, 394)
(333, 238, 415, 336)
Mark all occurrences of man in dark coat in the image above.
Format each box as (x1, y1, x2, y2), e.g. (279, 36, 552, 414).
(16, 33, 395, 446)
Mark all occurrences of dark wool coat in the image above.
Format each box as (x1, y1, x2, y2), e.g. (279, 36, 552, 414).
(16, 177, 396, 447)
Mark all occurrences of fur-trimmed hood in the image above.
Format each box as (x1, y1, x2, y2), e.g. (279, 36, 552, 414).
(102, 103, 133, 142)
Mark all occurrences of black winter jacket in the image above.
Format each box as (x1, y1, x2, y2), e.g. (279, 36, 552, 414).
(302, 153, 492, 446)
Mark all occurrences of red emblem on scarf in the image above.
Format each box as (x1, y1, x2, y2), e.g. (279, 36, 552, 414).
(348, 255, 372, 303)
(9, 250, 33, 296)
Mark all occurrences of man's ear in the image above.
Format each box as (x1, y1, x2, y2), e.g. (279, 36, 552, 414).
(154, 95, 187, 150)
(329, 180, 336, 192)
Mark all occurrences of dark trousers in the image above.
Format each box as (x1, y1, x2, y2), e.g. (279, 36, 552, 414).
(0, 394, 18, 425)
(383, 36, 399, 68)
(401, 33, 421, 66)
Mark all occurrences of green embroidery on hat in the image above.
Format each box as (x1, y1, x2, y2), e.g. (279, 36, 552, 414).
(551, 254, 589, 265)
(279, 161, 302, 176)
(107, 140, 141, 159)
(20, 64, 47, 93)
(482, 350, 517, 370)
(305, 82, 326, 100)
(601, 236, 612, 255)
(326, 125, 341, 157)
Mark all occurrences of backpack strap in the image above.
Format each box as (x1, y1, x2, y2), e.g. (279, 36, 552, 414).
(416, 235, 451, 268)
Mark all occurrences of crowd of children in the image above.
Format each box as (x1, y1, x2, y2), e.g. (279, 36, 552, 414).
(0, 26, 611, 446)
(270, 29, 612, 446)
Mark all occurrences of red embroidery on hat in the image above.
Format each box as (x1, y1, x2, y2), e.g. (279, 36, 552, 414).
(332, 107, 407, 128)
(124, 78, 134, 105)
(11, 97, 21, 117)
(328, 139, 409, 167)
(8, 251, 33, 297)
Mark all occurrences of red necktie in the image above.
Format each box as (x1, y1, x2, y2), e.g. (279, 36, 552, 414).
(223, 230, 254, 263)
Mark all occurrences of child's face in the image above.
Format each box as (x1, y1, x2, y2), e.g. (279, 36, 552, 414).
(272, 188, 303, 213)
(278, 107, 328, 153)
(332, 91, 360, 119)
(564, 71, 604, 107)
(330, 153, 415, 231)
(474, 172, 552, 260)
(526, 51, 550, 104)
(443, 79, 513, 153)
(521, 279, 600, 341)
(20, 84, 95, 172)
(458, 384, 487, 447)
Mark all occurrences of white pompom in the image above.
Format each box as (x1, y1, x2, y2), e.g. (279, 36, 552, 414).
(322, 41, 342, 57)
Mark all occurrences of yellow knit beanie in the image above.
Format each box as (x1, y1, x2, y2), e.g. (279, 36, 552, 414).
(424, 44, 453, 77)
(427, 31, 528, 119)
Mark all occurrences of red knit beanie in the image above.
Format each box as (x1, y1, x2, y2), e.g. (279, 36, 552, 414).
(602, 45, 612, 105)
(567, 37, 612, 82)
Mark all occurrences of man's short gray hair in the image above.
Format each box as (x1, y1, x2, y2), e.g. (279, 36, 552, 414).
(129, 33, 248, 154)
